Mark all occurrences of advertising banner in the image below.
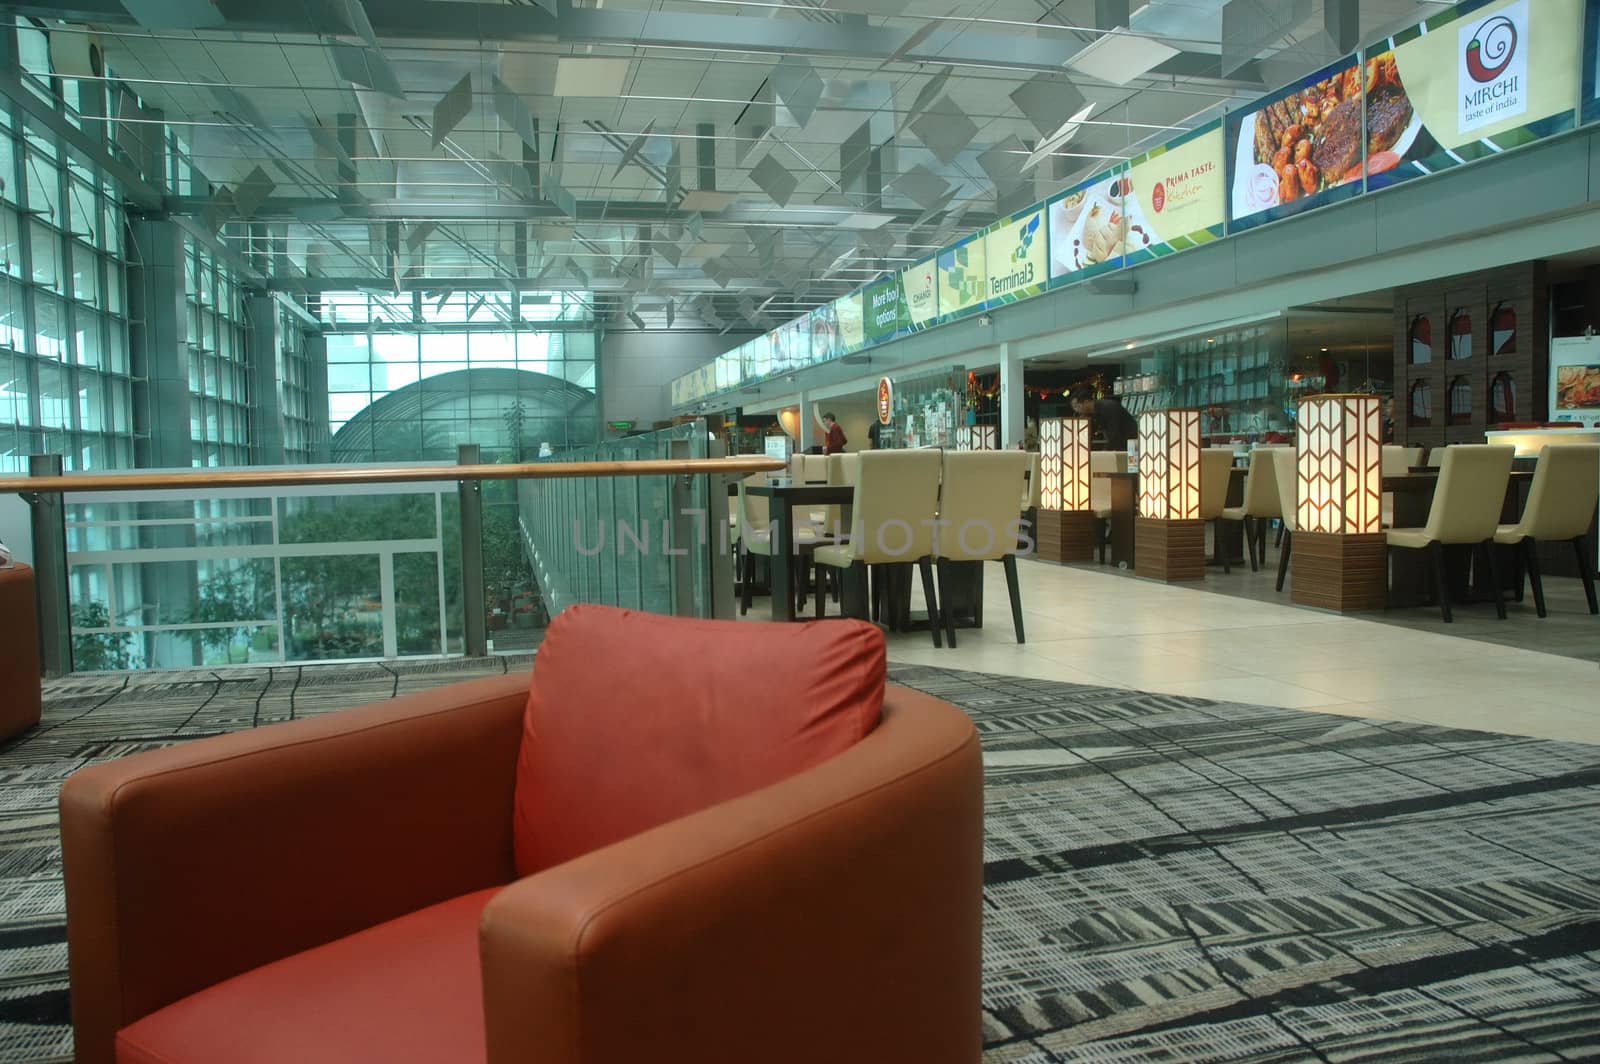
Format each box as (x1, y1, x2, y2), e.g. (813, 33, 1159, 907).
(1586, 0, 1600, 124)
(1367, 0, 1581, 192)
(835, 291, 865, 353)
(863, 273, 906, 345)
(1226, 54, 1364, 231)
(744, 331, 772, 382)
(982, 204, 1047, 308)
(714, 350, 741, 391)
(1124, 122, 1225, 265)
(786, 315, 812, 369)
(1047, 167, 1127, 287)
(810, 302, 839, 363)
(1552, 335, 1600, 423)
(936, 234, 987, 319)
(901, 257, 939, 329)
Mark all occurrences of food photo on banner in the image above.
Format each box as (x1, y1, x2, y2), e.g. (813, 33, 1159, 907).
(937, 232, 988, 320)
(1586, 0, 1600, 123)
(810, 300, 839, 363)
(1367, 0, 1581, 191)
(787, 315, 813, 369)
(745, 330, 772, 384)
(834, 292, 864, 354)
(1047, 167, 1128, 288)
(1225, 54, 1366, 230)
(901, 256, 940, 330)
(1123, 121, 1226, 265)
(983, 203, 1047, 308)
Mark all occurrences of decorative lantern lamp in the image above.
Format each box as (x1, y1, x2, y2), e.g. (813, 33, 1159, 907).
(1133, 408, 1205, 581)
(1290, 393, 1387, 610)
(1297, 394, 1382, 535)
(957, 426, 998, 451)
(1137, 409, 1201, 520)
(1032, 417, 1093, 562)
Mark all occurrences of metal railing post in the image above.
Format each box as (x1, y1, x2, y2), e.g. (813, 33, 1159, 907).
(668, 437, 697, 617)
(457, 444, 487, 657)
(28, 454, 72, 677)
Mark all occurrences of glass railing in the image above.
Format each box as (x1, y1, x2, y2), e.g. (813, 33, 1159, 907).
(518, 422, 719, 619)
(6, 445, 772, 674)
(61, 466, 467, 671)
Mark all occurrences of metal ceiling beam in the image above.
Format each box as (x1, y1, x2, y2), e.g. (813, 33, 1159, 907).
(30, 0, 1088, 74)
(0, 66, 163, 210)
(163, 194, 996, 230)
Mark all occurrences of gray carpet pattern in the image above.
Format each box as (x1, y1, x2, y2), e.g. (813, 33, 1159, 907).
(3, 658, 1600, 1062)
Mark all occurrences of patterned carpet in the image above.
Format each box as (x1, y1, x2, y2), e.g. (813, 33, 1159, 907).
(4, 659, 1600, 1062)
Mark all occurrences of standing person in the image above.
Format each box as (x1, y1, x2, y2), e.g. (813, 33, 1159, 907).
(1069, 386, 1138, 451)
(821, 411, 847, 455)
(1382, 395, 1397, 443)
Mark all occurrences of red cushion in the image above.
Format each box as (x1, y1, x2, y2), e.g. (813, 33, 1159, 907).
(116, 887, 501, 1064)
(512, 605, 885, 875)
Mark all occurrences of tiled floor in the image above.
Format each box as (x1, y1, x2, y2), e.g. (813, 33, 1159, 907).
(839, 557, 1600, 745)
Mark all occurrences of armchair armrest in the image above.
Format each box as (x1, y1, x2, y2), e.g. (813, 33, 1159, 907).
(61, 672, 529, 1064)
(479, 684, 983, 1064)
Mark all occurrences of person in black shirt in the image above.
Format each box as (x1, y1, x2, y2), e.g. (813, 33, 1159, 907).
(1069, 386, 1138, 451)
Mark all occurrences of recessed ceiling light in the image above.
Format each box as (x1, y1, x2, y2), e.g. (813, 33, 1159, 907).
(553, 58, 630, 98)
(1124, 342, 1135, 350)
(1065, 28, 1180, 85)
(837, 211, 896, 229)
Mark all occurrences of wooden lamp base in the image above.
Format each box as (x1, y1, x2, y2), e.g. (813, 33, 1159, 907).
(1290, 532, 1387, 612)
(1033, 509, 1098, 564)
(1134, 517, 1205, 582)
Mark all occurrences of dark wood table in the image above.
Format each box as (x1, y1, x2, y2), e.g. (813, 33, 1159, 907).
(1092, 466, 1248, 569)
(746, 482, 853, 622)
(1093, 472, 1138, 567)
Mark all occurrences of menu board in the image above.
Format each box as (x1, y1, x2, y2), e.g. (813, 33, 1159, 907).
(835, 291, 865, 353)
(937, 233, 987, 319)
(982, 204, 1046, 307)
(1368, 0, 1581, 192)
(1552, 335, 1600, 423)
(1047, 168, 1126, 288)
(1226, 54, 1364, 231)
(901, 258, 939, 329)
(1125, 122, 1225, 265)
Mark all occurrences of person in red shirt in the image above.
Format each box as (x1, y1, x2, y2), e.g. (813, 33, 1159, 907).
(821, 412, 847, 454)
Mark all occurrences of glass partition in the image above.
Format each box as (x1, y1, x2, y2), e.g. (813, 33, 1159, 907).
(517, 422, 719, 621)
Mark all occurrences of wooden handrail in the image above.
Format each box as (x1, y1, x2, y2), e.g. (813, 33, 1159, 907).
(0, 456, 786, 494)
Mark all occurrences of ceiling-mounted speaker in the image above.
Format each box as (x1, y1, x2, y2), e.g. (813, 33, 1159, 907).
(48, 28, 104, 79)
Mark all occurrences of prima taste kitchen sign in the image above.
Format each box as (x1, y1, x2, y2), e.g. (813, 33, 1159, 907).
(1125, 122, 1225, 264)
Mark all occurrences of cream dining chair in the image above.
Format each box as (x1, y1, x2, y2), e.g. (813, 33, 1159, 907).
(1218, 447, 1282, 573)
(933, 451, 1032, 648)
(1386, 444, 1515, 623)
(736, 473, 827, 617)
(813, 450, 944, 647)
(1381, 445, 1425, 527)
(1199, 447, 1235, 571)
(1271, 446, 1298, 592)
(1492, 444, 1600, 617)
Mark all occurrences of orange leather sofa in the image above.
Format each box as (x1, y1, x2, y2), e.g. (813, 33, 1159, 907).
(0, 562, 42, 741)
(60, 604, 984, 1064)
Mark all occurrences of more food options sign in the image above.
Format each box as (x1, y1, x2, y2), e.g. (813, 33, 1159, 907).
(863, 273, 906, 344)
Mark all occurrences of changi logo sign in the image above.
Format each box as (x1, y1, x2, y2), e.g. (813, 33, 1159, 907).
(1460, 0, 1527, 133)
(877, 377, 894, 425)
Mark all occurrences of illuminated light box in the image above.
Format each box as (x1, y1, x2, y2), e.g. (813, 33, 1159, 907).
(1291, 393, 1388, 611)
(1032, 417, 1094, 562)
(1134, 408, 1205, 581)
(1137, 409, 1201, 521)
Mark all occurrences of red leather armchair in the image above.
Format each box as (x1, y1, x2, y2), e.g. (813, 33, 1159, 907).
(61, 606, 983, 1064)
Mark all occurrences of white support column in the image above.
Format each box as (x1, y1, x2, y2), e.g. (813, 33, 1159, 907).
(797, 390, 814, 451)
(999, 343, 1025, 449)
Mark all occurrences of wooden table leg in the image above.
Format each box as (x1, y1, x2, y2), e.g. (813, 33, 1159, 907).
(1109, 478, 1136, 568)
